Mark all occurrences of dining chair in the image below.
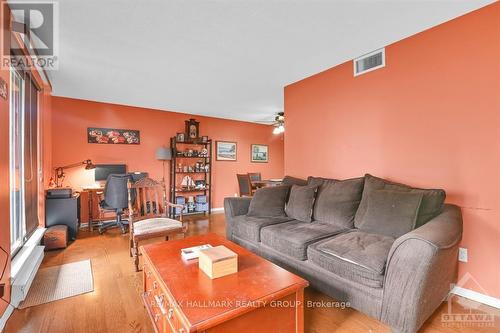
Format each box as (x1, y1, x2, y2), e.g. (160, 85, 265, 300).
(127, 177, 187, 271)
(236, 174, 253, 197)
(248, 172, 262, 192)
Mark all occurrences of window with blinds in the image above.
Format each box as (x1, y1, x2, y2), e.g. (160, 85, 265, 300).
(9, 68, 40, 255)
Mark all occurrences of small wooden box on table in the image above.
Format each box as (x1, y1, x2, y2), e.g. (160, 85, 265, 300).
(198, 245, 237, 279)
(141, 233, 308, 333)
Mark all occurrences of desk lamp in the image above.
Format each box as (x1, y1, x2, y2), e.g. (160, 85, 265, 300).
(55, 159, 95, 187)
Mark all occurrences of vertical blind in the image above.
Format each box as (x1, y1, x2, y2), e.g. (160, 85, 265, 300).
(23, 75, 39, 239)
(10, 63, 40, 254)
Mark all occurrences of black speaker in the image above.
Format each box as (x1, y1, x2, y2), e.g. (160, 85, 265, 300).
(46, 188, 72, 199)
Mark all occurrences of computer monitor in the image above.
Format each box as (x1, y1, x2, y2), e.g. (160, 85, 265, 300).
(94, 164, 127, 181)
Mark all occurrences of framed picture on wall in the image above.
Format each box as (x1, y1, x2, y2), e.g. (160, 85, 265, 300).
(251, 144, 268, 163)
(87, 127, 140, 144)
(176, 133, 185, 142)
(216, 141, 237, 161)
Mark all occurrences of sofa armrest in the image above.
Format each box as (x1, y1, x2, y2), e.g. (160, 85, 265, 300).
(381, 204, 463, 333)
(224, 197, 252, 240)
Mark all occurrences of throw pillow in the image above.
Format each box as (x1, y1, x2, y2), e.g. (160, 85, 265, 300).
(313, 177, 365, 228)
(357, 189, 423, 238)
(247, 185, 289, 217)
(285, 184, 319, 222)
(354, 174, 445, 228)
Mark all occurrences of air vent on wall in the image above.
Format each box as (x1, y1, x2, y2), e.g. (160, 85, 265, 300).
(354, 48, 385, 76)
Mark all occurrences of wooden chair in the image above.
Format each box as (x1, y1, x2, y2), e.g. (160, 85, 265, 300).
(248, 172, 262, 192)
(127, 177, 187, 271)
(236, 174, 253, 197)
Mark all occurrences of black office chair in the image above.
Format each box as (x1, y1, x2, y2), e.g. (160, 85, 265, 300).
(98, 174, 134, 234)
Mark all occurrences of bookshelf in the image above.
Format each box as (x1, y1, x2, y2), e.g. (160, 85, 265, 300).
(169, 136, 212, 217)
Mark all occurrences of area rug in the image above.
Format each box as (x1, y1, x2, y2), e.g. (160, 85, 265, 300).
(19, 259, 94, 309)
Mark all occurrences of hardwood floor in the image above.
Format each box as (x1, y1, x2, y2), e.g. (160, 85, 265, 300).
(5, 213, 500, 333)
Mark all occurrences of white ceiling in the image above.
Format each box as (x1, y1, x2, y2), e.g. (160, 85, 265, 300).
(47, 0, 494, 123)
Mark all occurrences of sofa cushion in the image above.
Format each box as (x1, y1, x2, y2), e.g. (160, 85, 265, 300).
(313, 177, 365, 228)
(247, 185, 289, 217)
(285, 185, 318, 222)
(232, 215, 294, 243)
(261, 220, 347, 260)
(282, 175, 308, 187)
(307, 176, 337, 187)
(355, 174, 446, 228)
(358, 190, 423, 238)
(308, 231, 395, 288)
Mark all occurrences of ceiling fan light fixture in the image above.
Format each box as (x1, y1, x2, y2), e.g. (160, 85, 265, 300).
(272, 112, 285, 135)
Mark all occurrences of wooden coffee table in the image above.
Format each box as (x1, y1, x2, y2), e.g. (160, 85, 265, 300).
(141, 233, 309, 333)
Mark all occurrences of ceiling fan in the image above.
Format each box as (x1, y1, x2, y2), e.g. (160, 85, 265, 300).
(256, 112, 285, 134)
(272, 112, 285, 134)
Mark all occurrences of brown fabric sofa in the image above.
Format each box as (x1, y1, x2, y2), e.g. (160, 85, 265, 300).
(224, 174, 462, 333)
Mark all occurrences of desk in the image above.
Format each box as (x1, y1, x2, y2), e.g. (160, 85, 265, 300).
(79, 187, 104, 231)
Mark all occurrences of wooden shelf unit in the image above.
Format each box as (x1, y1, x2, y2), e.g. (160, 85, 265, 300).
(169, 137, 212, 217)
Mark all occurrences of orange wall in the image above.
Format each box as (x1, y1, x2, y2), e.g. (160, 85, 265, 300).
(51, 96, 284, 208)
(285, 3, 500, 298)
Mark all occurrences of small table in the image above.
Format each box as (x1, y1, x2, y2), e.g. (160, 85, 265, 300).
(141, 233, 308, 333)
(252, 179, 283, 189)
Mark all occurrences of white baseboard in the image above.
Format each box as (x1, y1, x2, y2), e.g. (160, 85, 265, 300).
(0, 228, 45, 331)
(10, 227, 46, 310)
(0, 304, 14, 332)
(11, 246, 44, 307)
(451, 286, 500, 309)
(11, 228, 45, 279)
(211, 207, 224, 213)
